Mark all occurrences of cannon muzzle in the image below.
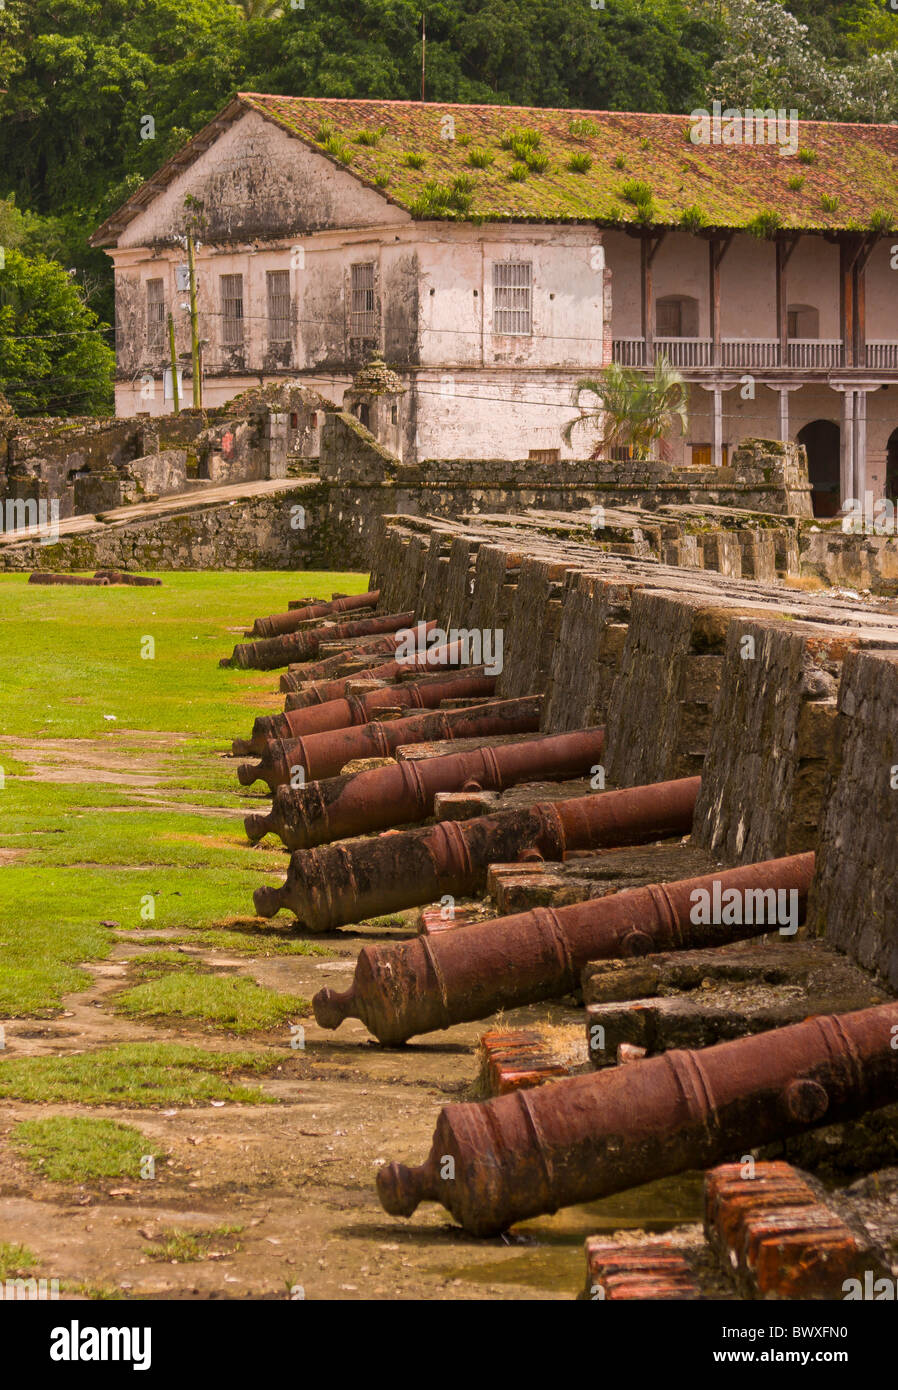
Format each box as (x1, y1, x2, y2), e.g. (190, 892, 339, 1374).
(377, 997, 898, 1235)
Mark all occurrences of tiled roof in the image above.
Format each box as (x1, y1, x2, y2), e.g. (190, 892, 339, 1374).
(92, 93, 898, 245)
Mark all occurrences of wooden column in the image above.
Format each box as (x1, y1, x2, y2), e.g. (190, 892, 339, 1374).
(840, 239, 855, 369)
(640, 232, 667, 367)
(775, 235, 800, 368)
(852, 237, 876, 370)
(708, 234, 733, 369)
(641, 235, 654, 367)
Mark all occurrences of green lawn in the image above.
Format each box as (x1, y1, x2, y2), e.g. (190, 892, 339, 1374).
(0, 570, 366, 1014)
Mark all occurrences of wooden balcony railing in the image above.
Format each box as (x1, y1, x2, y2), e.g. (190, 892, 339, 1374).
(612, 338, 894, 370)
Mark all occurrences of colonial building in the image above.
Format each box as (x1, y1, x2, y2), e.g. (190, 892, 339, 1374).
(92, 94, 898, 514)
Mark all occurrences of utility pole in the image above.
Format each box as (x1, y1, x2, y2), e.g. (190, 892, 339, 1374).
(187, 233, 202, 409)
(421, 12, 426, 102)
(167, 311, 180, 414)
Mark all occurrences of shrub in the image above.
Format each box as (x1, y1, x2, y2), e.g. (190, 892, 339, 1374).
(403, 151, 427, 169)
(569, 117, 598, 137)
(619, 178, 653, 207)
(467, 146, 495, 169)
(614, 153, 627, 170)
(526, 151, 549, 173)
(567, 153, 593, 173)
(869, 208, 894, 233)
(323, 134, 352, 165)
(679, 203, 708, 233)
(821, 194, 839, 213)
(508, 162, 529, 182)
(798, 147, 817, 165)
(746, 208, 783, 238)
(787, 174, 804, 191)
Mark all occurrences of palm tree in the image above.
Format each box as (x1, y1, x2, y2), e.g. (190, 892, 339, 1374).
(563, 355, 689, 461)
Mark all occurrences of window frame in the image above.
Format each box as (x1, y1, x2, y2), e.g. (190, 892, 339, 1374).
(492, 260, 533, 336)
(350, 261, 376, 339)
(146, 278, 166, 353)
(220, 273, 245, 348)
(266, 269, 291, 346)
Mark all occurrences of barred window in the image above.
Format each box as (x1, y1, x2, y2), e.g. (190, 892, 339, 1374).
(267, 269, 291, 344)
(221, 274, 244, 347)
(492, 261, 532, 335)
(350, 262, 376, 338)
(146, 279, 165, 352)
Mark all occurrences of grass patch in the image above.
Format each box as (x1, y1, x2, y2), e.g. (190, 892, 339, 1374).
(114, 963, 310, 1034)
(10, 1115, 165, 1183)
(0, 570, 363, 1015)
(144, 1225, 243, 1263)
(0, 1242, 37, 1277)
(0, 1043, 281, 1106)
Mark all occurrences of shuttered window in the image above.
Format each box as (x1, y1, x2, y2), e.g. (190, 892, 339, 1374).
(350, 262, 376, 337)
(221, 274, 244, 347)
(146, 279, 165, 352)
(267, 270, 291, 344)
(492, 261, 532, 335)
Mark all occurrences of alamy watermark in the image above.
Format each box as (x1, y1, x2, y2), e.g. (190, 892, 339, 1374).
(841, 493, 898, 535)
(689, 882, 799, 936)
(394, 622, 504, 676)
(689, 102, 799, 158)
(1, 498, 60, 545)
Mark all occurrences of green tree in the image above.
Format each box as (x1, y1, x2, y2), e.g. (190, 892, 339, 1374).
(563, 357, 689, 461)
(0, 250, 114, 415)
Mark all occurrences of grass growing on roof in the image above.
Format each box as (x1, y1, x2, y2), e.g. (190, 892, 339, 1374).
(10, 1115, 166, 1183)
(0, 1043, 281, 1106)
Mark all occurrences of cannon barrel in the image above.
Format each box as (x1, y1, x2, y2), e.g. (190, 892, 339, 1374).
(240, 695, 542, 791)
(278, 623, 438, 692)
(221, 610, 416, 671)
(313, 847, 808, 1041)
(245, 727, 606, 848)
(283, 639, 474, 711)
(376, 992, 895, 1236)
(239, 667, 496, 753)
(249, 590, 380, 638)
(256, 773, 699, 926)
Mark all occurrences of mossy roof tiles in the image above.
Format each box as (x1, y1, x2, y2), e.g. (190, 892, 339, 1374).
(92, 93, 898, 246)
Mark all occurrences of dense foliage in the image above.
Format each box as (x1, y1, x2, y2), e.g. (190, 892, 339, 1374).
(0, 0, 896, 413)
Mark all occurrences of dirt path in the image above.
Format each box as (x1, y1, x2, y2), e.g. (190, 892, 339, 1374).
(0, 733, 702, 1301)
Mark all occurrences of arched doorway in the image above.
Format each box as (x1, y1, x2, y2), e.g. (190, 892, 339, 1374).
(886, 428, 898, 502)
(797, 420, 841, 517)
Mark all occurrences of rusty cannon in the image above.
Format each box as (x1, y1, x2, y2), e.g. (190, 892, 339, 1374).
(237, 667, 497, 754)
(221, 610, 416, 671)
(283, 638, 474, 712)
(247, 590, 381, 639)
(255, 774, 700, 927)
(239, 694, 542, 791)
(375, 995, 897, 1236)
(313, 850, 811, 1041)
(246, 727, 606, 849)
(279, 623, 438, 692)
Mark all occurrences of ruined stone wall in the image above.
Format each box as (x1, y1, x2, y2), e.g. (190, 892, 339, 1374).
(0, 485, 326, 572)
(809, 649, 898, 987)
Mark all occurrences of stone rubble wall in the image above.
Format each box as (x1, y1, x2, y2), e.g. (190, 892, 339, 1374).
(809, 649, 898, 987)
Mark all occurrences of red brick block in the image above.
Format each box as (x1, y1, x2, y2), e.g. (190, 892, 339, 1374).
(478, 1028, 571, 1096)
(582, 1238, 701, 1301)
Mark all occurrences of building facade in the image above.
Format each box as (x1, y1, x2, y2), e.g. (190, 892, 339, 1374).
(93, 95, 898, 514)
